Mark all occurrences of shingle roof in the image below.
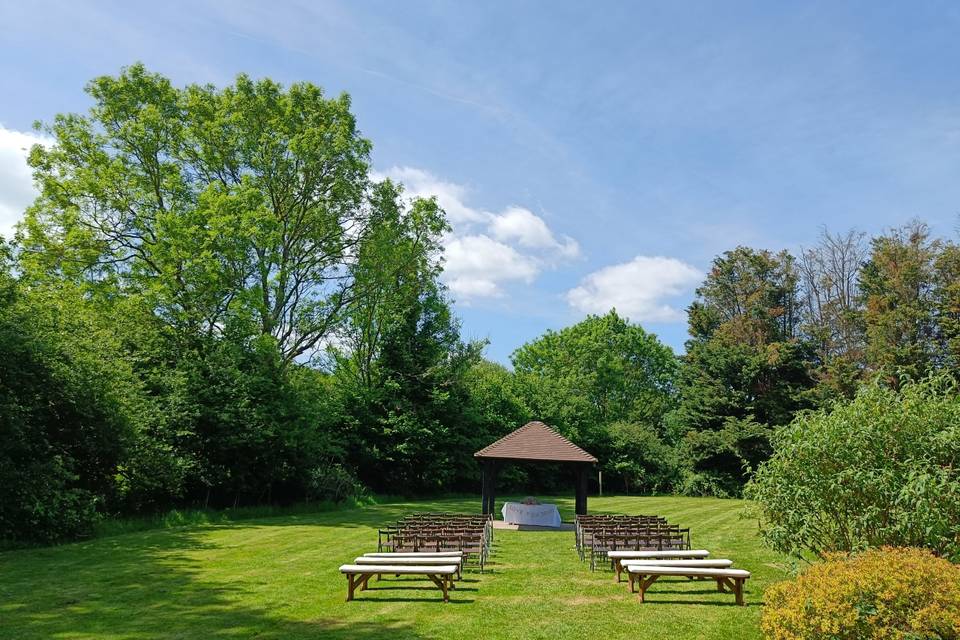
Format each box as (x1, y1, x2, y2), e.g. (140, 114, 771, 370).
(474, 421, 598, 463)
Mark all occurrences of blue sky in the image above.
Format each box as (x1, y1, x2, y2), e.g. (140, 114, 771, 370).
(2, 1, 960, 363)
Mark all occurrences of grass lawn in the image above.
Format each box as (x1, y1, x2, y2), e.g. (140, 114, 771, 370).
(0, 496, 792, 639)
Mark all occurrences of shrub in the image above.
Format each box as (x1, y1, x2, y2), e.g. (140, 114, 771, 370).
(745, 376, 960, 559)
(761, 547, 960, 640)
(0, 285, 135, 543)
(606, 421, 679, 493)
(680, 417, 773, 497)
(307, 462, 367, 503)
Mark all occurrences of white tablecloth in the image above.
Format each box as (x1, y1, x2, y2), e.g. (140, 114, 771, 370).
(501, 502, 562, 527)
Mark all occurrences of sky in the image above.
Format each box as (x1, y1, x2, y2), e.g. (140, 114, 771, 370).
(2, 1, 959, 363)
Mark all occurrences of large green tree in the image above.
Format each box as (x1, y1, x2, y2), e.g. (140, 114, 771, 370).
(18, 64, 375, 364)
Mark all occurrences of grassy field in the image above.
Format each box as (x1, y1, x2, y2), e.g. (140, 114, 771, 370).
(0, 496, 792, 639)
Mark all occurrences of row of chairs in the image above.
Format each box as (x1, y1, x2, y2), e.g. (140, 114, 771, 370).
(576, 514, 692, 571)
(378, 513, 493, 572)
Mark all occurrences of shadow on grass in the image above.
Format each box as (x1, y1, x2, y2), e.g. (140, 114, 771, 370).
(0, 527, 432, 640)
(642, 599, 762, 608)
(209, 495, 581, 531)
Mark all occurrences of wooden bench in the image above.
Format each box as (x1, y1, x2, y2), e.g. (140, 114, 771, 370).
(608, 549, 711, 582)
(339, 564, 459, 602)
(354, 555, 463, 579)
(626, 566, 751, 605)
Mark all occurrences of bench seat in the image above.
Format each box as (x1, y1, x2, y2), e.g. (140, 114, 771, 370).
(626, 565, 751, 605)
(354, 555, 463, 579)
(362, 551, 463, 557)
(354, 556, 462, 565)
(607, 549, 710, 559)
(621, 559, 733, 568)
(609, 549, 711, 582)
(339, 564, 459, 602)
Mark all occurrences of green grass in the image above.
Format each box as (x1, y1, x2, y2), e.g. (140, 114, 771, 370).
(0, 496, 792, 639)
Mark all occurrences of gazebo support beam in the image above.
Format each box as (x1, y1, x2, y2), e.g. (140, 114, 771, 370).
(575, 465, 589, 515)
(481, 460, 499, 515)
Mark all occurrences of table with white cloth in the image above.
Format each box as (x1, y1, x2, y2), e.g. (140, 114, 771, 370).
(500, 501, 562, 527)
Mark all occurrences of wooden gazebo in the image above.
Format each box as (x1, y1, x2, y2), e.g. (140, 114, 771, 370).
(474, 421, 599, 516)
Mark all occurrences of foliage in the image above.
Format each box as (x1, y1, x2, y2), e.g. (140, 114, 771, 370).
(935, 242, 960, 371)
(0, 281, 139, 542)
(307, 462, 367, 503)
(860, 222, 945, 385)
(606, 421, 678, 493)
(672, 247, 815, 495)
(761, 547, 960, 640)
(798, 229, 868, 403)
(511, 311, 679, 488)
(19, 63, 374, 364)
(332, 185, 483, 493)
(746, 376, 960, 560)
(679, 417, 773, 497)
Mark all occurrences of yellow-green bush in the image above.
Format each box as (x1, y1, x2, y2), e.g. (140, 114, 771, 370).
(761, 547, 960, 640)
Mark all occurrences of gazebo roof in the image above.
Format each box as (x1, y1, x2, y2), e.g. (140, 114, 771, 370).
(474, 421, 598, 463)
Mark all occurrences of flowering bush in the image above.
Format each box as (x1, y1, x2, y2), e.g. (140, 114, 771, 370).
(761, 547, 960, 640)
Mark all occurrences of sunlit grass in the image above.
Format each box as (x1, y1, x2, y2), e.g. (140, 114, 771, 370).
(0, 496, 791, 639)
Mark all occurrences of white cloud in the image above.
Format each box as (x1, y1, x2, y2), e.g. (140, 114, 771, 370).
(443, 234, 539, 298)
(372, 166, 488, 226)
(489, 206, 580, 257)
(376, 166, 580, 300)
(566, 256, 703, 322)
(0, 125, 49, 240)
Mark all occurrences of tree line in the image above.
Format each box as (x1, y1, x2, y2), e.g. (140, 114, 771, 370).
(2, 65, 958, 543)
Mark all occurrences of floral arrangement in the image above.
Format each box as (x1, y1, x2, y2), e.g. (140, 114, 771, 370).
(521, 496, 541, 505)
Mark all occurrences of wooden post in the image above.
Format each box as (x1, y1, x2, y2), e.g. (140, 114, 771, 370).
(481, 460, 499, 515)
(480, 462, 488, 514)
(575, 465, 589, 515)
(487, 461, 498, 516)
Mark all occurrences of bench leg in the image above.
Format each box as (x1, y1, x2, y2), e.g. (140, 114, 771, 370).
(637, 575, 659, 603)
(734, 578, 745, 606)
(346, 573, 358, 602)
(360, 573, 374, 591)
(628, 571, 636, 593)
(425, 574, 449, 602)
(716, 577, 727, 592)
(615, 560, 622, 582)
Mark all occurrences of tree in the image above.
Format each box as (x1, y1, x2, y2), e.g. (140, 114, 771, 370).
(859, 222, 943, 385)
(934, 242, 960, 373)
(18, 64, 375, 364)
(798, 228, 867, 401)
(606, 421, 678, 494)
(687, 247, 802, 347)
(511, 311, 679, 489)
(672, 247, 815, 495)
(332, 186, 483, 493)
